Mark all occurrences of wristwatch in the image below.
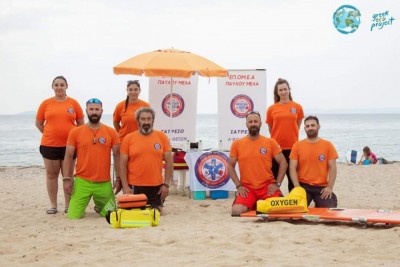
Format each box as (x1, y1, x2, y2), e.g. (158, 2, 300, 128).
(276, 182, 281, 187)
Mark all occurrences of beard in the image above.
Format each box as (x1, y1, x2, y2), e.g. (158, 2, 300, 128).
(88, 114, 101, 123)
(306, 130, 318, 139)
(248, 125, 260, 136)
(140, 123, 153, 135)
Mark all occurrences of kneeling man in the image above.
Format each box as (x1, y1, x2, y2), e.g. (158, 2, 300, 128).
(289, 115, 338, 207)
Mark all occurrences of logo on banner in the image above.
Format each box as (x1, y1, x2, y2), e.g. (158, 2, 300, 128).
(161, 93, 185, 117)
(333, 5, 361, 34)
(194, 152, 230, 189)
(230, 94, 254, 118)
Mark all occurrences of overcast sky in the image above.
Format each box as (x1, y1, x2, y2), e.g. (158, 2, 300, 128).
(0, 0, 399, 115)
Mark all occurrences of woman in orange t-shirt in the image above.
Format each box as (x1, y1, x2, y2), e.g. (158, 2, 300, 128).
(35, 76, 84, 214)
(266, 78, 304, 192)
(113, 80, 150, 142)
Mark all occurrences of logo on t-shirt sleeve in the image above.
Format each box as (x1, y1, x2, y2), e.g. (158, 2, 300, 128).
(260, 147, 267, 155)
(154, 143, 161, 150)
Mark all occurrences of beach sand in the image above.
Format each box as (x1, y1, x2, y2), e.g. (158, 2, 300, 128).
(1, 163, 399, 266)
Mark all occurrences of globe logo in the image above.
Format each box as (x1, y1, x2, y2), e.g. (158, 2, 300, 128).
(333, 5, 361, 34)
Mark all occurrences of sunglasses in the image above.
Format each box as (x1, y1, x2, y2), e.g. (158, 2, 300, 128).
(86, 98, 102, 105)
(127, 80, 140, 84)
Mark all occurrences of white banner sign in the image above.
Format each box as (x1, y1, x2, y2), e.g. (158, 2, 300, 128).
(185, 151, 236, 191)
(149, 76, 198, 147)
(217, 70, 267, 150)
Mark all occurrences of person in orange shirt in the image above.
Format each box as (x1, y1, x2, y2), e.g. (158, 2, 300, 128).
(35, 76, 84, 215)
(228, 111, 288, 216)
(63, 98, 121, 219)
(289, 115, 338, 208)
(113, 80, 150, 142)
(266, 78, 304, 193)
(120, 107, 173, 212)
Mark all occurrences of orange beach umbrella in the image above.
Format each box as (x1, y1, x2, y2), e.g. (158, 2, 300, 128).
(113, 48, 228, 78)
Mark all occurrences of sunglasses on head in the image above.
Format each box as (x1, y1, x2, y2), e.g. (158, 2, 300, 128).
(86, 98, 102, 105)
(127, 80, 140, 84)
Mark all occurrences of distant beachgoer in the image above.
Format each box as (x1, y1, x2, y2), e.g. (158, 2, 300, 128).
(119, 107, 173, 212)
(35, 76, 84, 215)
(266, 78, 304, 193)
(228, 111, 288, 216)
(289, 116, 338, 208)
(63, 98, 121, 219)
(358, 146, 378, 165)
(113, 80, 150, 142)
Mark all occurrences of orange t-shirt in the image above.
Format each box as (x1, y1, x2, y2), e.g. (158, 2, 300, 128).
(230, 136, 282, 189)
(113, 100, 150, 141)
(266, 101, 304, 149)
(67, 124, 119, 182)
(289, 138, 338, 186)
(120, 130, 171, 186)
(36, 97, 84, 147)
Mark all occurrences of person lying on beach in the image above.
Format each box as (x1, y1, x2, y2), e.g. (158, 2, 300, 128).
(358, 146, 378, 165)
(228, 111, 288, 216)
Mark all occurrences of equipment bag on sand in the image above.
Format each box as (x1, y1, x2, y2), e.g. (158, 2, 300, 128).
(257, 187, 308, 214)
(117, 193, 148, 209)
(106, 206, 160, 228)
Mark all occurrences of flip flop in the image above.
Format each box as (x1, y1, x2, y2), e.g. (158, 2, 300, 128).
(64, 207, 68, 213)
(94, 206, 100, 213)
(46, 207, 57, 214)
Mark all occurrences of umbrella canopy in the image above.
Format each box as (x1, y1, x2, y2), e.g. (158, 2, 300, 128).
(113, 48, 228, 78)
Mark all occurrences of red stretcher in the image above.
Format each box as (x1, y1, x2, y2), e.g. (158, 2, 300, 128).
(239, 208, 400, 226)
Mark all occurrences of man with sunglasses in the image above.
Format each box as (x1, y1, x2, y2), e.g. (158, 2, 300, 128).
(120, 107, 173, 213)
(63, 98, 121, 219)
(228, 111, 288, 216)
(289, 115, 338, 207)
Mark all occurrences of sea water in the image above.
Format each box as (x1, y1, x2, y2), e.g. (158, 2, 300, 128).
(0, 113, 399, 166)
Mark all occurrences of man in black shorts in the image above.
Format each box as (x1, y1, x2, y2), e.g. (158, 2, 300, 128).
(119, 107, 173, 212)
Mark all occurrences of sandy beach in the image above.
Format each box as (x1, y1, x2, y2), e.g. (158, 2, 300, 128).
(0, 163, 399, 266)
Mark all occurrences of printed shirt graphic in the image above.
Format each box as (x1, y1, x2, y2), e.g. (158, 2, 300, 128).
(67, 124, 119, 182)
(266, 101, 304, 150)
(290, 138, 338, 186)
(36, 97, 84, 147)
(113, 100, 150, 141)
(230, 136, 281, 189)
(121, 130, 171, 186)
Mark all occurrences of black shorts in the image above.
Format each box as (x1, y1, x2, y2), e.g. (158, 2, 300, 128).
(300, 183, 338, 208)
(130, 185, 163, 209)
(39, 146, 76, 160)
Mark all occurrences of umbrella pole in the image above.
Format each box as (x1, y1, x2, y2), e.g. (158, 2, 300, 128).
(170, 77, 173, 135)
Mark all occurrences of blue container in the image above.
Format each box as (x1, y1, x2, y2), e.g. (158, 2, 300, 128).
(210, 190, 229, 199)
(192, 191, 206, 200)
(363, 159, 371, 165)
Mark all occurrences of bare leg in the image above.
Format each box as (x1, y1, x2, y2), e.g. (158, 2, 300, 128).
(232, 204, 249, 216)
(60, 159, 73, 209)
(43, 158, 62, 209)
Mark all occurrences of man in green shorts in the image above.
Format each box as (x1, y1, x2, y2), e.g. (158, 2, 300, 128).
(63, 98, 121, 219)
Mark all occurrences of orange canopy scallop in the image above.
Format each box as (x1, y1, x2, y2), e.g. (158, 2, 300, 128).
(113, 48, 228, 78)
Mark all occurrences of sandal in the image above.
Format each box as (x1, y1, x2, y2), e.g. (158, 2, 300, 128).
(64, 207, 69, 213)
(46, 207, 58, 214)
(94, 206, 100, 213)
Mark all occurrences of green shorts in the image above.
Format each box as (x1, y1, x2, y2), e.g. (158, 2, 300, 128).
(68, 176, 116, 219)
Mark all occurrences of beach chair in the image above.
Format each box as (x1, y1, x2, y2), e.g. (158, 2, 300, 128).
(350, 150, 358, 164)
